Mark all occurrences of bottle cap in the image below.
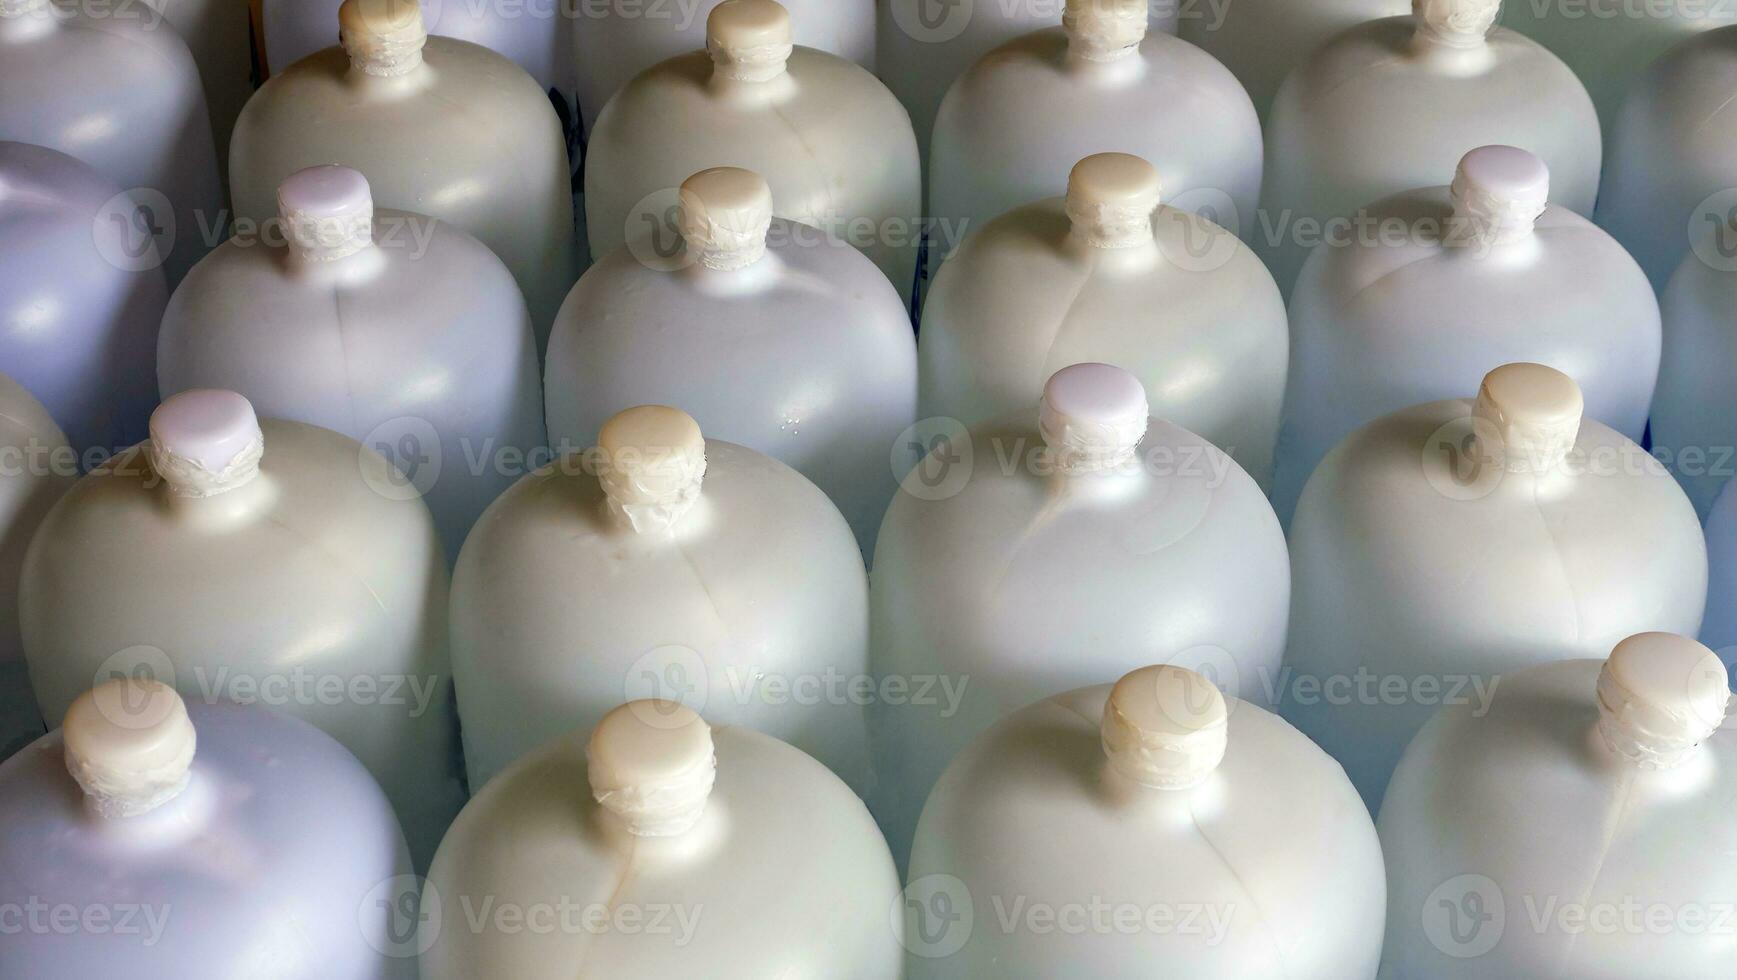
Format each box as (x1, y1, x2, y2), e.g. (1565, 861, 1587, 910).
(707, 0, 793, 82)
(1039, 363, 1149, 474)
(596, 406, 708, 533)
(1064, 0, 1148, 61)
(1413, 0, 1499, 48)
(679, 167, 773, 271)
(1471, 363, 1582, 474)
(63, 678, 197, 819)
(588, 701, 717, 837)
(1066, 153, 1161, 248)
(1449, 146, 1548, 245)
(1102, 665, 1229, 790)
(1596, 633, 1731, 770)
(277, 165, 375, 262)
(148, 390, 266, 497)
(340, 0, 427, 77)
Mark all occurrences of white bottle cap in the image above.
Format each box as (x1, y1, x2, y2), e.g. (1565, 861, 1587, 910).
(1471, 363, 1583, 474)
(596, 406, 708, 533)
(1596, 633, 1731, 770)
(1064, 0, 1148, 61)
(1449, 145, 1549, 246)
(63, 678, 197, 819)
(588, 701, 718, 837)
(1039, 363, 1149, 474)
(1066, 153, 1161, 248)
(1413, 0, 1500, 47)
(707, 0, 793, 82)
(1102, 665, 1230, 790)
(679, 167, 773, 271)
(277, 165, 375, 263)
(148, 390, 266, 498)
(340, 0, 427, 77)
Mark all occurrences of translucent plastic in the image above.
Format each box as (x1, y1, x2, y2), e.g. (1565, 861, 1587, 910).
(0, 2, 222, 287)
(1651, 250, 1737, 520)
(0, 142, 168, 457)
(0, 698, 415, 979)
(0, 375, 71, 760)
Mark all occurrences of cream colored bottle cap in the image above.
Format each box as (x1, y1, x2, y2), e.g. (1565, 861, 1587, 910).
(149, 390, 266, 497)
(679, 167, 773, 271)
(1067, 153, 1161, 248)
(1597, 633, 1731, 770)
(1102, 665, 1230, 790)
(596, 406, 708, 533)
(1413, 0, 1500, 47)
(63, 678, 197, 819)
(588, 701, 718, 837)
(1450, 146, 1549, 245)
(340, 0, 428, 77)
(1039, 363, 1149, 474)
(278, 165, 375, 262)
(1064, 0, 1148, 61)
(1471, 363, 1582, 473)
(707, 0, 793, 82)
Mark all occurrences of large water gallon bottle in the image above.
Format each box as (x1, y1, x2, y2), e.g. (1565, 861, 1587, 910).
(575, 0, 874, 135)
(231, 0, 578, 350)
(547, 167, 914, 556)
(0, 678, 415, 979)
(0, 0, 221, 287)
(905, 665, 1386, 977)
(450, 405, 872, 791)
(920, 152, 1286, 486)
(1285, 363, 1707, 811)
(1178, 0, 1408, 123)
(1379, 633, 1736, 979)
(871, 363, 1290, 863)
(584, 0, 921, 304)
(159, 165, 546, 564)
(1651, 239, 1737, 520)
(18, 390, 462, 868)
(1272, 146, 1660, 525)
(1598, 26, 1737, 291)
(1696, 479, 1737, 683)
(142, 0, 257, 179)
(1261, 0, 1600, 295)
(929, 0, 1260, 257)
(421, 700, 903, 978)
(0, 142, 168, 458)
(0, 374, 72, 760)
(879, 0, 1178, 162)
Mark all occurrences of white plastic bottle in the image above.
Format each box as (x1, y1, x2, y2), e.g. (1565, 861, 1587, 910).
(547, 167, 915, 555)
(1285, 363, 1707, 810)
(0, 679, 417, 978)
(1379, 633, 1736, 979)
(142, 0, 257, 176)
(906, 665, 1386, 978)
(584, 0, 921, 303)
(1651, 244, 1737, 520)
(159, 165, 547, 564)
(1598, 26, 1737, 291)
(0, 0, 222, 287)
(18, 390, 462, 868)
(0, 141, 169, 458)
(422, 700, 903, 978)
(0, 374, 71, 760)
(231, 0, 578, 349)
(1261, 0, 1600, 295)
(929, 0, 1261, 255)
(450, 405, 872, 791)
(920, 152, 1286, 486)
(1696, 479, 1737, 682)
(1272, 146, 1660, 525)
(871, 363, 1290, 862)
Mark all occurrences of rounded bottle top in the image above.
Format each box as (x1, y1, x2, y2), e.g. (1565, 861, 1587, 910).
(1039, 363, 1150, 473)
(595, 405, 709, 533)
(1412, 0, 1499, 47)
(1101, 665, 1230, 790)
(339, 0, 428, 77)
(707, 0, 793, 82)
(277, 165, 375, 262)
(1471, 362, 1583, 473)
(1063, 0, 1148, 61)
(1596, 633, 1731, 770)
(679, 167, 773, 271)
(587, 701, 718, 837)
(148, 390, 266, 497)
(1449, 145, 1549, 244)
(62, 678, 197, 819)
(1066, 153, 1161, 248)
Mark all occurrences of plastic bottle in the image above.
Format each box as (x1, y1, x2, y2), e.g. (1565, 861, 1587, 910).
(1695, 479, 1737, 684)
(142, 0, 257, 178)
(1650, 240, 1737, 520)
(0, 374, 72, 760)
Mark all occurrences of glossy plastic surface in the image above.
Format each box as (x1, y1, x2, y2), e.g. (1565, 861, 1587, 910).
(0, 374, 71, 760)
